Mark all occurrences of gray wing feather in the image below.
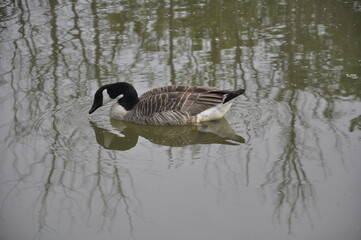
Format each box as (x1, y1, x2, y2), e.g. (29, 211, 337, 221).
(137, 86, 225, 115)
(128, 86, 243, 125)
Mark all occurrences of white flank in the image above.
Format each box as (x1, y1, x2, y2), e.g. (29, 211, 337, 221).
(196, 100, 234, 122)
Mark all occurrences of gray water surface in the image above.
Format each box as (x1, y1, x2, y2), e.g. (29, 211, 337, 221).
(1, 1, 361, 240)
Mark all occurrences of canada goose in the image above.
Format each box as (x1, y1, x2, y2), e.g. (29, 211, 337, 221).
(89, 82, 245, 126)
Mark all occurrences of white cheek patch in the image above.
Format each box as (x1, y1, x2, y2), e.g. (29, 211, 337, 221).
(102, 89, 112, 105)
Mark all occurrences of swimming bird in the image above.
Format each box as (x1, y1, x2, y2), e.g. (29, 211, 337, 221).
(89, 82, 245, 126)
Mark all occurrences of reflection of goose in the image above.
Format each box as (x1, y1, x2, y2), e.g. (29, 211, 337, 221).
(90, 121, 138, 151)
(89, 82, 245, 125)
(90, 118, 245, 150)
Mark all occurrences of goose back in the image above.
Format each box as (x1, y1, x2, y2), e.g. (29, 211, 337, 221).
(122, 85, 243, 125)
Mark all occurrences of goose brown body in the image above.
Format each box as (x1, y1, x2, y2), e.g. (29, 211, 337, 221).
(89, 82, 245, 126)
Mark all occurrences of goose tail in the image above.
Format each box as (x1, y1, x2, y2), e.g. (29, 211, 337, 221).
(210, 88, 245, 104)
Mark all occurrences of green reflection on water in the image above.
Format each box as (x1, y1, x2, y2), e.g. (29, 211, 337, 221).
(0, 0, 361, 240)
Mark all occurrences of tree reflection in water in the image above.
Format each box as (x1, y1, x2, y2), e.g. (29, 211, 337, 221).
(0, 0, 360, 239)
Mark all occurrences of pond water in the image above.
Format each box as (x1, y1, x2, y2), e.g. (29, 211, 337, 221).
(1, 1, 361, 240)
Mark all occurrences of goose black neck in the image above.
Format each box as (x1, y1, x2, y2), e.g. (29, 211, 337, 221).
(111, 82, 139, 110)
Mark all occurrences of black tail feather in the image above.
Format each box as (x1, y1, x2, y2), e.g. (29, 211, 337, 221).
(210, 89, 245, 103)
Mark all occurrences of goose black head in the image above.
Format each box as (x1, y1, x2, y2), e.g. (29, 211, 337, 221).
(89, 82, 139, 114)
